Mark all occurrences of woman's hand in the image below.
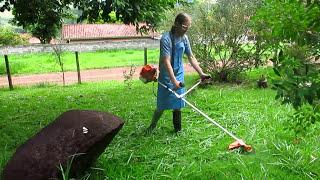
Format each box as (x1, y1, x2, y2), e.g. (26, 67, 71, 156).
(200, 73, 211, 82)
(173, 80, 182, 90)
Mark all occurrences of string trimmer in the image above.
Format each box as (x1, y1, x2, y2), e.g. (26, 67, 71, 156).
(139, 65, 252, 152)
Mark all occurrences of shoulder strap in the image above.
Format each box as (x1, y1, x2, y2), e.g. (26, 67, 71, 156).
(169, 32, 175, 67)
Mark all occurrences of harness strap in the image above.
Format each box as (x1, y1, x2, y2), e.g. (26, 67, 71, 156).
(169, 32, 175, 68)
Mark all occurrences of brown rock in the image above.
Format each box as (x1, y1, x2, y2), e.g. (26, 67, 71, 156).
(3, 110, 124, 180)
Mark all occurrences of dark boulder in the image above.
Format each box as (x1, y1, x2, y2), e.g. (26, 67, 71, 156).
(3, 110, 124, 180)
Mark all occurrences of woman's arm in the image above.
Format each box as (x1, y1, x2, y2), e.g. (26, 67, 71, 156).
(162, 56, 181, 89)
(187, 54, 206, 76)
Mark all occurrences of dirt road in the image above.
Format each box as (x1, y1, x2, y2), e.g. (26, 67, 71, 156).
(0, 64, 196, 88)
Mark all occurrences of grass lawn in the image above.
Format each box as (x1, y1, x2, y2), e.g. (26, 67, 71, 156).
(0, 48, 160, 75)
(0, 71, 319, 179)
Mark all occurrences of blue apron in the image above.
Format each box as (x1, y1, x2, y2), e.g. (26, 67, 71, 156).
(157, 35, 186, 110)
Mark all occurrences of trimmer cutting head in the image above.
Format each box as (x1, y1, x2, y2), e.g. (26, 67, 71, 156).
(228, 140, 252, 153)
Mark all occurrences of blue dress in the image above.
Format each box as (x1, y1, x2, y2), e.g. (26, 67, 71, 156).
(157, 32, 192, 110)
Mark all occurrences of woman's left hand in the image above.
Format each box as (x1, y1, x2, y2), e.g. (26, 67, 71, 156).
(200, 73, 211, 82)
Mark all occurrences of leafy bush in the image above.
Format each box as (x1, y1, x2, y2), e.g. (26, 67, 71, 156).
(187, 0, 266, 82)
(272, 48, 320, 109)
(252, 0, 320, 135)
(252, 0, 320, 108)
(287, 104, 320, 136)
(0, 26, 28, 46)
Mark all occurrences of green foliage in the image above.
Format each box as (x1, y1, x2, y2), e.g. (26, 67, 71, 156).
(287, 104, 320, 136)
(0, 0, 12, 12)
(58, 153, 88, 180)
(123, 64, 136, 89)
(72, 0, 181, 33)
(0, 49, 159, 75)
(252, 0, 320, 50)
(59, 155, 75, 180)
(0, 26, 28, 46)
(252, 0, 320, 136)
(272, 48, 320, 109)
(187, 0, 266, 82)
(253, 0, 320, 108)
(271, 140, 318, 178)
(1, 0, 179, 43)
(0, 74, 319, 179)
(11, 0, 68, 44)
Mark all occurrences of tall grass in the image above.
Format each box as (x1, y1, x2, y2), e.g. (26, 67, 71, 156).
(0, 73, 319, 179)
(0, 48, 160, 75)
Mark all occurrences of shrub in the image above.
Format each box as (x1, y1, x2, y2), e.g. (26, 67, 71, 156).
(252, 0, 320, 108)
(272, 47, 320, 109)
(287, 104, 320, 136)
(252, 0, 320, 135)
(187, 0, 266, 82)
(0, 26, 28, 46)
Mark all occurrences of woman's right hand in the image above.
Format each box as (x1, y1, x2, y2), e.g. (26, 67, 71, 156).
(173, 80, 182, 90)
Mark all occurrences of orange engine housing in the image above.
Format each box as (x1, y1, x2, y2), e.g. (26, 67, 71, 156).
(139, 65, 157, 83)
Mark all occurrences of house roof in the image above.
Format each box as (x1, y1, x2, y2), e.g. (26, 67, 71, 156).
(62, 24, 156, 40)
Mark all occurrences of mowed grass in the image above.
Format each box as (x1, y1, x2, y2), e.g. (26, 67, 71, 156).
(0, 48, 160, 75)
(0, 72, 319, 179)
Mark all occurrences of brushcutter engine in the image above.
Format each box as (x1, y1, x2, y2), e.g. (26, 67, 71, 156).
(139, 65, 157, 83)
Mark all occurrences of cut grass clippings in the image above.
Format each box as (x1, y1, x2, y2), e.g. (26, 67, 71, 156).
(0, 73, 319, 179)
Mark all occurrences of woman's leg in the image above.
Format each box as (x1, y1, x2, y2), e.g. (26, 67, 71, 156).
(173, 109, 181, 132)
(146, 109, 164, 132)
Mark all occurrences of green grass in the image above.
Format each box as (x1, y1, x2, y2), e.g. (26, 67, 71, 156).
(0, 72, 319, 179)
(0, 48, 160, 75)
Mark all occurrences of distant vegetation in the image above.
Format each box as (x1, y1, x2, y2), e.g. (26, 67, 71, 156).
(0, 11, 25, 33)
(0, 26, 28, 46)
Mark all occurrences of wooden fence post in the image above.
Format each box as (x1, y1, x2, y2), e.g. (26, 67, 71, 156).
(75, 51, 81, 84)
(4, 55, 13, 90)
(144, 47, 148, 65)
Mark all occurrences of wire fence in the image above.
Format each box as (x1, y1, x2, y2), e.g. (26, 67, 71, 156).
(0, 38, 160, 90)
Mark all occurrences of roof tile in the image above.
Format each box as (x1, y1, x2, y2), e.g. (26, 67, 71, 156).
(62, 24, 155, 40)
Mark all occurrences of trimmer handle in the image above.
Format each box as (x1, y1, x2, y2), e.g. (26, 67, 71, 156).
(179, 82, 185, 88)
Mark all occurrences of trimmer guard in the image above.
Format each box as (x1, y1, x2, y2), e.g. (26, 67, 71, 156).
(228, 140, 252, 152)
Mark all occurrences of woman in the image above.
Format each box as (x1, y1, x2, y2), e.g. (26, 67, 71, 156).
(147, 13, 209, 133)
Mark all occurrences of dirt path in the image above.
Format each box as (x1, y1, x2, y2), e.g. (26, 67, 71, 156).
(0, 64, 196, 88)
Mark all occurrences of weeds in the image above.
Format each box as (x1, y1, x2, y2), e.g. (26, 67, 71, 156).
(123, 64, 136, 89)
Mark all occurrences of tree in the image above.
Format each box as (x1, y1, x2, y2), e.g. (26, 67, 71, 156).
(0, 0, 179, 44)
(73, 0, 181, 26)
(12, 0, 68, 44)
(0, 0, 70, 44)
(0, 0, 13, 12)
(187, 0, 264, 82)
